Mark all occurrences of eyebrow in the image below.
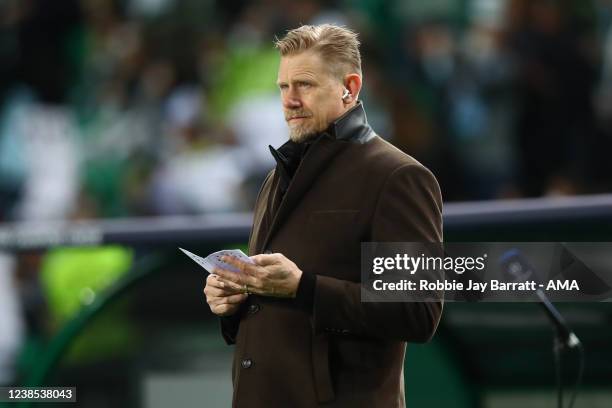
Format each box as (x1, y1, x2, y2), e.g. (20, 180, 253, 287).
(276, 78, 316, 86)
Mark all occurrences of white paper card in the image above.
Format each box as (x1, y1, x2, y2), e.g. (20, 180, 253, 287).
(179, 248, 253, 273)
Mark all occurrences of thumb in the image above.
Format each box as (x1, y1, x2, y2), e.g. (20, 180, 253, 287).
(251, 253, 279, 266)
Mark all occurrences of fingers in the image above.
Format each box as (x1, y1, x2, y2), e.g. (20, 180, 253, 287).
(212, 273, 244, 292)
(203, 260, 255, 317)
(221, 255, 259, 275)
(206, 273, 225, 289)
(212, 267, 242, 284)
(251, 253, 282, 266)
(212, 302, 243, 317)
(206, 252, 299, 300)
(210, 293, 248, 316)
(215, 254, 287, 296)
(219, 278, 244, 292)
(205, 284, 234, 298)
(205, 286, 248, 317)
(205, 274, 243, 296)
(209, 292, 248, 306)
(213, 266, 258, 291)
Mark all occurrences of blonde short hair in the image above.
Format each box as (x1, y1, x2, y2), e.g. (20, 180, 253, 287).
(274, 24, 362, 80)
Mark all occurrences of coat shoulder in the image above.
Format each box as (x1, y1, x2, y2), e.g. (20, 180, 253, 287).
(359, 135, 433, 177)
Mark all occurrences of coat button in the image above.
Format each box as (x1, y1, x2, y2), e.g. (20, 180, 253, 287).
(248, 304, 260, 315)
(241, 358, 253, 369)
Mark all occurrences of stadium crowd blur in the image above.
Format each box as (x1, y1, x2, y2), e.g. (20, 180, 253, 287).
(2, 0, 612, 391)
(2, 0, 612, 223)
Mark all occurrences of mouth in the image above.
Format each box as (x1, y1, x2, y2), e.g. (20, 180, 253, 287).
(287, 116, 310, 123)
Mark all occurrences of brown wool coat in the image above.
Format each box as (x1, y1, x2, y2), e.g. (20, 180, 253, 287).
(222, 103, 443, 407)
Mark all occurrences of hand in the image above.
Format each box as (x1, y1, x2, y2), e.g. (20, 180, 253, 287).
(214, 253, 303, 298)
(203, 273, 248, 317)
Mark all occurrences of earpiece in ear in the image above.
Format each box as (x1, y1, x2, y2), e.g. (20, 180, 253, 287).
(342, 88, 351, 100)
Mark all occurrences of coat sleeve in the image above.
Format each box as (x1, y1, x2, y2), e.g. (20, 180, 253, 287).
(311, 163, 444, 342)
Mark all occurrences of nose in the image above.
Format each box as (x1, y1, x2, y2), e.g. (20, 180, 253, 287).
(282, 88, 302, 110)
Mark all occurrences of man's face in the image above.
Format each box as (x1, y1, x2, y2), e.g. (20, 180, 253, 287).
(277, 51, 346, 143)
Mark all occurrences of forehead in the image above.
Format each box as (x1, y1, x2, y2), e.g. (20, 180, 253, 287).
(277, 51, 331, 81)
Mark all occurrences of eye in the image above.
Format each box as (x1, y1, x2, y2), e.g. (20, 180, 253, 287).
(278, 84, 289, 91)
(297, 81, 312, 89)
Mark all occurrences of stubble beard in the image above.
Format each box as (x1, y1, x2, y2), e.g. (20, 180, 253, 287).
(288, 124, 318, 143)
(286, 109, 322, 143)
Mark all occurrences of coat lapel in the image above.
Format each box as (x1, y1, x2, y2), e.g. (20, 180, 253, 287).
(257, 102, 373, 253)
(261, 135, 346, 251)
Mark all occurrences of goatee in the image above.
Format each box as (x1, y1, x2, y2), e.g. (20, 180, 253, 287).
(289, 128, 317, 143)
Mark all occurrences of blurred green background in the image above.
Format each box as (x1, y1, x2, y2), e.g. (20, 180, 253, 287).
(2, 0, 612, 406)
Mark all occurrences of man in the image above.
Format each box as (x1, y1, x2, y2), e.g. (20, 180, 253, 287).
(203, 24, 443, 407)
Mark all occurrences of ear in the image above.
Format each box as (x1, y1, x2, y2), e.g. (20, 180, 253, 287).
(343, 73, 362, 105)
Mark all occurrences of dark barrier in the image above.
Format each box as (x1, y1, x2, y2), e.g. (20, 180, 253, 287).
(2, 194, 612, 250)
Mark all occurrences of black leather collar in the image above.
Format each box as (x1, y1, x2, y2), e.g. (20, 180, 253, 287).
(271, 101, 375, 153)
(268, 101, 375, 192)
(322, 101, 375, 144)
